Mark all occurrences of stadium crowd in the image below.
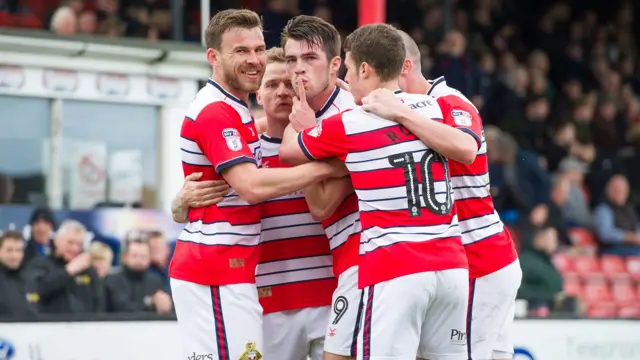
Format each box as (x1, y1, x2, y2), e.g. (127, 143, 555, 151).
(1, 0, 640, 319)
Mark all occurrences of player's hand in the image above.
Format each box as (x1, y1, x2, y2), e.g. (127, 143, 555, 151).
(290, 78, 317, 132)
(361, 88, 406, 121)
(336, 78, 350, 92)
(179, 172, 230, 208)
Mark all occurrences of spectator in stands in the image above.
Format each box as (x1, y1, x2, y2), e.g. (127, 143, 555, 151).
(486, 126, 550, 214)
(432, 30, 480, 100)
(50, 6, 77, 35)
(147, 230, 171, 293)
(517, 226, 564, 311)
(23, 207, 56, 265)
(104, 240, 172, 313)
(88, 241, 113, 279)
(593, 174, 640, 256)
(556, 158, 593, 227)
(78, 10, 97, 35)
(24, 220, 104, 314)
(546, 175, 572, 246)
(0, 231, 37, 318)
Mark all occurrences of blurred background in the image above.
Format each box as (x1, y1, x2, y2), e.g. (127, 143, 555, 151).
(0, 0, 640, 358)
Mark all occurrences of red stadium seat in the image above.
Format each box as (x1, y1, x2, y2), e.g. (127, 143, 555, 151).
(611, 281, 637, 306)
(573, 255, 603, 279)
(552, 252, 575, 273)
(626, 256, 640, 280)
(582, 279, 613, 303)
(600, 255, 630, 281)
(586, 303, 617, 318)
(618, 306, 640, 319)
(0, 11, 14, 27)
(563, 273, 582, 296)
(569, 227, 596, 246)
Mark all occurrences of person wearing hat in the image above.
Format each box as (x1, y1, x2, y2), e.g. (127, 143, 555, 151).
(23, 207, 56, 265)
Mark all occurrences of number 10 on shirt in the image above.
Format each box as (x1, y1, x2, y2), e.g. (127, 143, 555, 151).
(388, 149, 452, 217)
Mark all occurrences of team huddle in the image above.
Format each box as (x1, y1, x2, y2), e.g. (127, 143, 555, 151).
(169, 8, 521, 360)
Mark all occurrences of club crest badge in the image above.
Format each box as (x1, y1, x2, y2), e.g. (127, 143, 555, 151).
(238, 342, 262, 360)
(222, 128, 242, 151)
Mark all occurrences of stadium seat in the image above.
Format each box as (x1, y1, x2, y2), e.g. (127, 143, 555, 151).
(611, 281, 637, 306)
(600, 255, 630, 281)
(552, 252, 575, 273)
(586, 302, 617, 318)
(618, 306, 640, 319)
(573, 255, 603, 279)
(626, 256, 640, 280)
(582, 279, 613, 303)
(568, 227, 596, 247)
(563, 273, 582, 296)
(0, 11, 13, 26)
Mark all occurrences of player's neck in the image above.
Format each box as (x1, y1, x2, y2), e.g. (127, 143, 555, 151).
(264, 117, 286, 140)
(379, 79, 401, 93)
(308, 80, 337, 113)
(211, 73, 250, 104)
(414, 75, 431, 94)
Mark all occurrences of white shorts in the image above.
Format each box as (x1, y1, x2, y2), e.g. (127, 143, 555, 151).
(263, 306, 330, 360)
(467, 259, 522, 360)
(324, 266, 363, 357)
(357, 269, 469, 360)
(170, 279, 263, 360)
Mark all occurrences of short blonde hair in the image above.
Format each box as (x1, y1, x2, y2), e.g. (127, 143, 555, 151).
(266, 47, 286, 65)
(88, 241, 113, 263)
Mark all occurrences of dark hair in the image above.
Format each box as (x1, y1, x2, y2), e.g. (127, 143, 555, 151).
(0, 230, 23, 249)
(281, 15, 341, 60)
(344, 24, 406, 82)
(205, 9, 262, 50)
(266, 47, 286, 64)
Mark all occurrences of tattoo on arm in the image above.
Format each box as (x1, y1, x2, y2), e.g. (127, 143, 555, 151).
(171, 193, 188, 223)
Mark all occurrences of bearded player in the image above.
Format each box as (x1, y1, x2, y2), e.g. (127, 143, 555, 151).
(169, 9, 345, 360)
(361, 30, 521, 360)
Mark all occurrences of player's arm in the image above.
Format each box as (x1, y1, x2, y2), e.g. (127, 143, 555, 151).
(305, 176, 354, 221)
(196, 102, 342, 204)
(222, 162, 340, 204)
(362, 89, 478, 164)
(170, 173, 231, 223)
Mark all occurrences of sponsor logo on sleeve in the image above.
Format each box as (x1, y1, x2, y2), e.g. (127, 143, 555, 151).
(222, 128, 243, 151)
(307, 125, 322, 138)
(451, 109, 472, 126)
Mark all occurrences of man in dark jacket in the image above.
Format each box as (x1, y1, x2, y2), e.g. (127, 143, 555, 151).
(24, 220, 104, 314)
(0, 231, 38, 318)
(517, 226, 564, 308)
(23, 207, 56, 265)
(104, 239, 172, 313)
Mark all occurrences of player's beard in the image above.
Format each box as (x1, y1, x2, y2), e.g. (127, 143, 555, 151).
(223, 61, 262, 94)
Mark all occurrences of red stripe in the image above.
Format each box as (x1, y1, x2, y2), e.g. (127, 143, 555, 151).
(449, 154, 487, 175)
(455, 198, 495, 221)
(211, 286, 229, 360)
(322, 194, 360, 275)
(465, 230, 518, 279)
(359, 237, 468, 288)
(363, 286, 374, 359)
(169, 242, 261, 285)
(259, 278, 337, 313)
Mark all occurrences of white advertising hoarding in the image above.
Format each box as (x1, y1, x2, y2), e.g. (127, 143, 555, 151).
(1, 320, 639, 360)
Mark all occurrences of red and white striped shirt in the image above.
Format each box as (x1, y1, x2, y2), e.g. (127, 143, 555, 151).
(298, 91, 468, 288)
(169, 79, 263, 286)
(313, 86, 360, 276)
(428, 77, 518, 279)
(256, 134, 337, 314)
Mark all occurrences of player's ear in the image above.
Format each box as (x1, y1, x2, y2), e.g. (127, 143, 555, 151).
(401, 59, 412, 75)
(360, 62, 371, 79)
(206, 48, 218, 67)
(330, 56, 342, 76)
(256, 90, 263, 106)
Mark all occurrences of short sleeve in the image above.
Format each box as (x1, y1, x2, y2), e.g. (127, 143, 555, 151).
(438, 96, 483, 149)
(195, 102, 257, 174)
(298, 112, 350, 162)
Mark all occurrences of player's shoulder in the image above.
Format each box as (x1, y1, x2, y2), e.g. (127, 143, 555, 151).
(334, 87, 357, 111)
(398, 91, 437, 106)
